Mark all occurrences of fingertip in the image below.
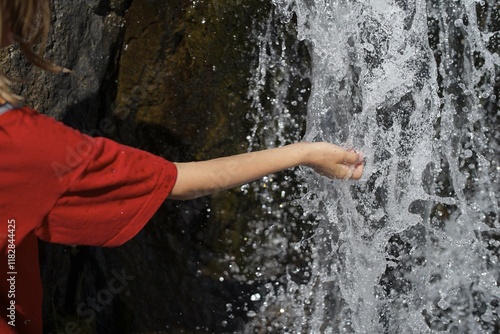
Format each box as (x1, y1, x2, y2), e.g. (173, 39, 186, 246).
(356, 152, 364, 164)
(354, 164, 365, 179)
(350, 170, 362, 180)
(345, 150, 363, 165)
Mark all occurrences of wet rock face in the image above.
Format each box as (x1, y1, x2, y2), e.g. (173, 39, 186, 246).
(113, 0, 259, 160)
(0, 0, 270, 333)
(0, 0, 129, 125)
(92, 1, 274, 332)
(3, 0, 309, 332)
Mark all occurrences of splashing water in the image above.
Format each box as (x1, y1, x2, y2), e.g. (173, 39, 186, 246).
(245, 0, 499, 333)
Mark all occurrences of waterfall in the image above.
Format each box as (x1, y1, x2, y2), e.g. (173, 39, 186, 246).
(245, 0, 499, 332)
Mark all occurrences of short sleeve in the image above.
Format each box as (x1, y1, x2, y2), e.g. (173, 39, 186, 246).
(35, 134, 178, 247)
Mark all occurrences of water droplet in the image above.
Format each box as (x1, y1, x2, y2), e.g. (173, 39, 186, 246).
(250, 293, 261, 301)
(438, 298, 450, 310)
(247, 311, 257, 317)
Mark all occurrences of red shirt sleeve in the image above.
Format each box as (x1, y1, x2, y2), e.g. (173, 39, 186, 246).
(20, 109, 179, 247)
(36, 139, 177, 246)
(1, 107, 178, 333)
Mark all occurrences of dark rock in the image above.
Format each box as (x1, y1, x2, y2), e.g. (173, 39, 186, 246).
(1, 0, 310, 332)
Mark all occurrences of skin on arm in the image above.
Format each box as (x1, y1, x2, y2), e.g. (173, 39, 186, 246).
(169, 142, 364, 200)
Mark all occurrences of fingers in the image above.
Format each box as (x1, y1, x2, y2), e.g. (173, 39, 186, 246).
(342, 149, 364, 180)
(308, 142, 365, 180)
(344, 149, 364, 165)
(350, 165, 364, 180)
(338, 163, 364, 180)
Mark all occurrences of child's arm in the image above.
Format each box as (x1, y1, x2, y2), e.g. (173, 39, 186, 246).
(169, 142, 364, 200)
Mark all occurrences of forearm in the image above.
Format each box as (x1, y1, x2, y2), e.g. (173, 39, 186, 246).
(168, 141, 364, 200)
(169, 142, 311, 200)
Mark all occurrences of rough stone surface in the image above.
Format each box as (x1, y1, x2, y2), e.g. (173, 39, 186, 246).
(1, 0, 309, 332)
(1, 0, 128, 126)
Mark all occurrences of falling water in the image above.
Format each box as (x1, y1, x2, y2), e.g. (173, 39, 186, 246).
(245, 0, 499, 333)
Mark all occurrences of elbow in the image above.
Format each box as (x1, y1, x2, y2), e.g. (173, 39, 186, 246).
(167, 192, 196, 201)
(168, 186, 211, 201)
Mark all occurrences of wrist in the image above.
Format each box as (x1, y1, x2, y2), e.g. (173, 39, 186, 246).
(296, 142, 321, 167)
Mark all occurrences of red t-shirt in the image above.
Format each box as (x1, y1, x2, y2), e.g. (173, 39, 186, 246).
(0, 107, 178, 333)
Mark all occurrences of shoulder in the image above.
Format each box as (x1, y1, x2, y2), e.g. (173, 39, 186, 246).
(0, 106, 96, 186)
(1, 106, 88, 147)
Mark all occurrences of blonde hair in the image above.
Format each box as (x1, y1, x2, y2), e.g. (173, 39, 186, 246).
(0, 0, 67, 104)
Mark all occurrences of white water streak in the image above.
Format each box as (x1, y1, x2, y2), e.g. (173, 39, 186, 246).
(245, 0, 499, 332)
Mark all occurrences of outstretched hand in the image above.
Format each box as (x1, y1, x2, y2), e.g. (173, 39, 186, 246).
(170, 141, 364, 200)
(303, 142, 364, 180)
